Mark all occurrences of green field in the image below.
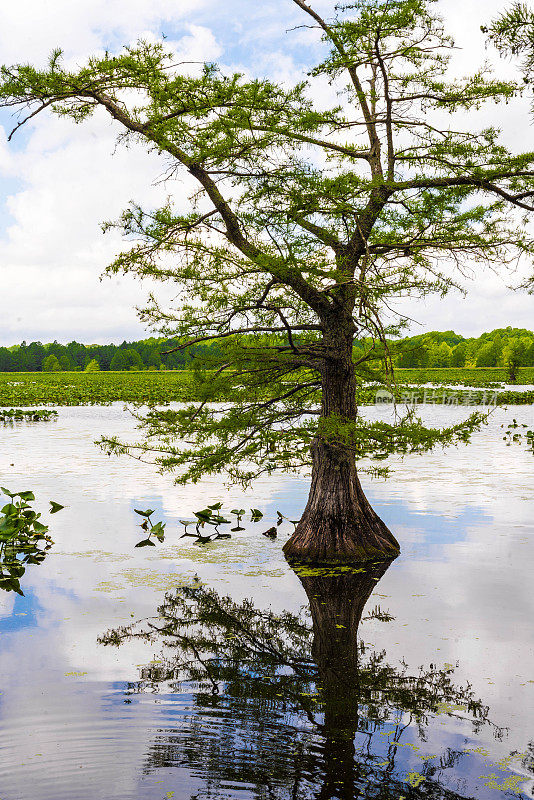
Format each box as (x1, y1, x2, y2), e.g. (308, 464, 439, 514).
(0, 371, 197, 406)
(0, 368, 533, 407)
(395, 367, 534, 386)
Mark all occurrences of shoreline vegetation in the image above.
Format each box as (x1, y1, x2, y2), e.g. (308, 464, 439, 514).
(2, 328, 534, 375)
(1, 369, 533, 407)
(2, 329, 533, 407)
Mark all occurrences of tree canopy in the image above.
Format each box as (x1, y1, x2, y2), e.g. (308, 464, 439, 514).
(486, 2, 534, 110)
(2, 0, 534, 559)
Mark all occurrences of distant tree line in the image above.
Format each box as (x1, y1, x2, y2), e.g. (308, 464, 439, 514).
(0, 328, 533, 372)
(393, 327, 534, 369)
(0, 338, 219, 372)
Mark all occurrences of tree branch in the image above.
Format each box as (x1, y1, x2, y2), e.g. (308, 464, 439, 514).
(288, 212, 343, 251)
(247, 124, 372, 161)
(391, 172, 534, 211)
(291, 0, 383, 172)
(374, 31, 395, 180)
(84, 88, 333, 315)
(163, 325, 321, 353)
(8, 99, 56, 140)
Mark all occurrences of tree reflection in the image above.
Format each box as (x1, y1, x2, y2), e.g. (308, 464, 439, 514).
(0, 535, 51, 595)
(99, 562, 514, 799)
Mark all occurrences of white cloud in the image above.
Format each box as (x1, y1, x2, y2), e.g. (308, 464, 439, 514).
(0, 0, 533, 346)
(1, 112, 166, 343)
(0, 0, 209, 64)
(395, 267, 534, 337)
(0, 21, 218, 344)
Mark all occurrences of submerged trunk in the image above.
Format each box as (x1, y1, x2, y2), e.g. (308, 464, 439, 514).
(295, 561, 394, 799)
(284, 325, 400, 564)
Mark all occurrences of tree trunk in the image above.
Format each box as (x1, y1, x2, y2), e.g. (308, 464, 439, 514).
(284, 325, 400, 564)
(294, 560, 394, 799)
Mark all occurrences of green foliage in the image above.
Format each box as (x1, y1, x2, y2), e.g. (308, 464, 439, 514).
(110, 348, 141, 371)
(58, 353, 75, 371)
(504, 338, 529, 381)
(84, 358, 100, 372)
(42, 354, 60, 372)
(0, 368, 533, 412)
(395, 365, 534, 386)
(0, 337, 217, 373)
(317, 410, 489, 463)
(133, 507, 166, 547)
(0, 370, 197, 406)
(393, 327, 534, 369)
(4, 329, 534, 374)
(0, 488, 63, 595)
(109, 350, 127, 371)
(450, 342, 467, 368)
(0, 408, 58, 422)
(2, 1, 534, 486)
(133, 503, 265, 547)
(486, 3, 534, 110)
(502, 418, 534, 453)
(495, 388, 534, 403)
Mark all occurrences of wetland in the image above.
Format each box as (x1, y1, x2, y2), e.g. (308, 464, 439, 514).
(0, 402, 533, 799)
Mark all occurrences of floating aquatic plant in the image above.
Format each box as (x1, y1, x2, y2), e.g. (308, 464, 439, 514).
(0, 488, 64, 594)
(0, 408, 58, 423)
(502, 419, 534, 453)
(133, 503, 265, 548)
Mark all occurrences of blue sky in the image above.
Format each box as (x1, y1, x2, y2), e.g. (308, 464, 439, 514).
(0, 0, 532, 346)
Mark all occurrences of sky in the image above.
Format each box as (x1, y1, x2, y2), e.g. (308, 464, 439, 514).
(0, 0, 532, 347)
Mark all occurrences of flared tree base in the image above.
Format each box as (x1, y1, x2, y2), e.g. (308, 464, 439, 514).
(283, 442, 400, 564)
(283, 512, 400, 564)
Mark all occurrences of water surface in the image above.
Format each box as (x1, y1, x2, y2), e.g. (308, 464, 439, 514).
(0, 404, 533, 799)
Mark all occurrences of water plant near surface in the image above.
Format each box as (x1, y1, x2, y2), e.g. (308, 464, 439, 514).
(0, 488, 64, 595)
(133, 508, 167, 548)
(502, 420, 534, 454)
(1, 372, 533, 410)
(0, 408, 58, 423)
(133, 503, 265, 547)
(0, 371, 198, 407)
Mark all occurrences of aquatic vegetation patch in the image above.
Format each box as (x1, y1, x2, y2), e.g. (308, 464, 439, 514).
(96, 569, 197, 592)
(394, 367, 534, 386)
(0, 371, 198, 406)
(502, 419, 534, 453)
(0, 488, 63, 594)
(133, 503, 265, 548)
(292, 563, 368, 577)
(1, 370, 533, 410)
(480, 772, 524, 794)
(0, 407, 58, 422)
(368, 385, 534, 406)
(405, 771, 426, 788)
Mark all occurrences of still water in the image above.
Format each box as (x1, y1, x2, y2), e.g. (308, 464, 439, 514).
(0, 404, 533, 799)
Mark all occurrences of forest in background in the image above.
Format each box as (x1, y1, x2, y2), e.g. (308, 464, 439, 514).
(0, 327, 533, 372)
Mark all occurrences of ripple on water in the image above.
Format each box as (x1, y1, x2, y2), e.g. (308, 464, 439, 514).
(0, 405, 532, 799)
